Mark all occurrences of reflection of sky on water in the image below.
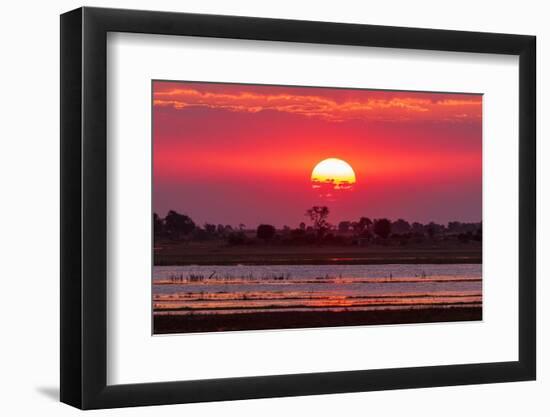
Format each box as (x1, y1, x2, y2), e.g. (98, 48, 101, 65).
(153, 264, 481, 316)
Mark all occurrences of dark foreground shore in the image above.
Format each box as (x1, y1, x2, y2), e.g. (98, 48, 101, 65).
(154, 306, 482, 334)
(154, 240, 482, 266)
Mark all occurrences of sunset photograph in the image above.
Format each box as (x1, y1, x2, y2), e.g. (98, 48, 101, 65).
(152, 80, 483, 334)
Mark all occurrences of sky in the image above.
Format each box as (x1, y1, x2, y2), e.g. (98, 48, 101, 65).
(153, 81, 482, 228)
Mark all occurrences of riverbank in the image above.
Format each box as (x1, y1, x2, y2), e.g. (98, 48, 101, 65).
(154, 241, 482, 265)
(153, 305, 482, 334)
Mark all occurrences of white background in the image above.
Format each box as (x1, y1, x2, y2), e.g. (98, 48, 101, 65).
(108, 34, 518, 384)
(0, 0, 546, 416)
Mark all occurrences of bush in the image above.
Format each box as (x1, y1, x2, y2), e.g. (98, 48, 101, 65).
(257, 224, 276, 241)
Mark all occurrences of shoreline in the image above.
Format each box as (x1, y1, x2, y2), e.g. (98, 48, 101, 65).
(154, 242, 482, 266)
(153, 306, 482, 334)
(154, 258, 482, 266)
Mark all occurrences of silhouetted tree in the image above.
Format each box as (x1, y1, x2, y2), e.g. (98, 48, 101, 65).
(426, 222, 444, 239)
(411, 222, 425, 235)
(299, 222, 306, 231)
(306, 206, 330, 237)
(153, 212, 164, 236)
(257, 224, 276, 241)
(447, 221, 461, 234)
(447, 221, 481, 235)
(392, 218, 411, 235)
(358, 217, 372, 234)
(475, 225, 482, 241)
(164, 210, 195, 239)
(338, 221, 351, 233)
(373, 218, 392, 239)
(204, 223, 216, 235)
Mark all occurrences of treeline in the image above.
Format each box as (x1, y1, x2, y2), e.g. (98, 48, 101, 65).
(154, 207, 481, 246)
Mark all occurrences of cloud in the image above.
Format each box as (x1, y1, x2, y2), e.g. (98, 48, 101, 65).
(154, 87, 481, 123)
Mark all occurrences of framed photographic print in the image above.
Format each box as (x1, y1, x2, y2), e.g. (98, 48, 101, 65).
(60, 7, 536, 409)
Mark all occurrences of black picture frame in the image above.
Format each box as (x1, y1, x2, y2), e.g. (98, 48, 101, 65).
(60, 6, 536, 410)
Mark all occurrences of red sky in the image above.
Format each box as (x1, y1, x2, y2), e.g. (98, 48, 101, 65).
(153, 81, 482, 228)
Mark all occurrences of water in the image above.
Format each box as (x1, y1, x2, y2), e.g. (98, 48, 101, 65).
(153, 264, 482, 315)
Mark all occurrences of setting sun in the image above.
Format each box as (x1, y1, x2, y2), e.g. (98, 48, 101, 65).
(311, 158, 356, 190)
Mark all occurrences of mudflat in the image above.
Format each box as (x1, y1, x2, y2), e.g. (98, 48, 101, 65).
(154, 240, 482, 266)
(153, 306, 482, 334)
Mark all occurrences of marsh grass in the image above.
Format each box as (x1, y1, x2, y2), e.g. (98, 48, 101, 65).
(165, 270, 432, 283)
(168, 271, 292, 283)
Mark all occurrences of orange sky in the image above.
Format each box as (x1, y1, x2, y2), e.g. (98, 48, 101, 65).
(153, 81, 482, 228)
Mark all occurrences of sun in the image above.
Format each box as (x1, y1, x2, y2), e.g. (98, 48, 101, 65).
(311, 158, 356, 191)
